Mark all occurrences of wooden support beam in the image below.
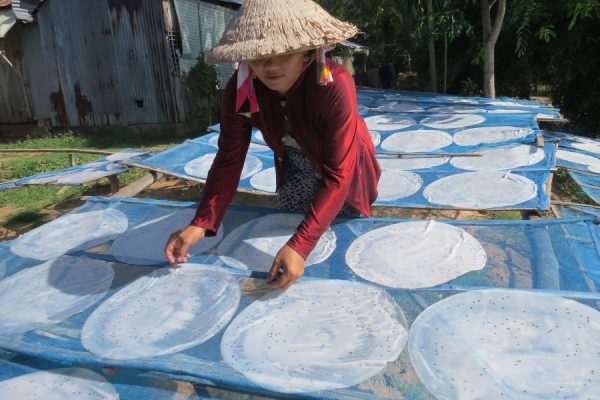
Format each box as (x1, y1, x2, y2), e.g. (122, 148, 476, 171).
(108, 175, 120, 194)
(0, 148, 113, 155)
(110, 172, 161, 198)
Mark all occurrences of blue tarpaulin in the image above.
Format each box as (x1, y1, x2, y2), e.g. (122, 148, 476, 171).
(1, 197, 600, 399)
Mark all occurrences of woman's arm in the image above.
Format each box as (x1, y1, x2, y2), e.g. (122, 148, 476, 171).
(165, 74, 252, 265)
(290, 70, 360, 259)
(191, 73, 253, 234)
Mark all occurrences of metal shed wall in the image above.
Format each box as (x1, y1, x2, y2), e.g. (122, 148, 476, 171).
(10, 0, 43, 23)
(0, 25, 33, 123)
(17, 0, 182, 127)
(174, 0, 236, 88)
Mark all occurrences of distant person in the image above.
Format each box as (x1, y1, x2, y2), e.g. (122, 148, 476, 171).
(165, 0, 381, 289)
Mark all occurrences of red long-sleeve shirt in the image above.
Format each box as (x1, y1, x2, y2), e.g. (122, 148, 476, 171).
(191, 61, 381, 259)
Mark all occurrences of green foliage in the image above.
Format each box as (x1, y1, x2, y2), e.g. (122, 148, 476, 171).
(1, 153, 97, 181)
(184, 55, 219, 121)
(553, 168, 596, 205)
(459, 77, 481, 96)
(185, 56, 218, 100)
(568, 0, 600, 28)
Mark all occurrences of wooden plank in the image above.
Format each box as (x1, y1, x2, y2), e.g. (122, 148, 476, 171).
(0, 148, 113, 155)
(377, 152, 482, 158)
(111, 172, 161, 198)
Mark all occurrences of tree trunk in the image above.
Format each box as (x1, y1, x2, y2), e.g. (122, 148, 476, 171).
(481, 0, 506, 98)
(427, 0, 437, 92)
(483, 42, 495, 98)
(443, 32, 448, 94)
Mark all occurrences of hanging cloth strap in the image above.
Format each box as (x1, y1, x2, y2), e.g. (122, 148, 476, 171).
(318, 45, 334, 86)
(235, 62, 259, 116)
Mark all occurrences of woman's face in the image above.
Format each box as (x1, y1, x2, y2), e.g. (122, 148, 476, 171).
(248, 52, 306, 95)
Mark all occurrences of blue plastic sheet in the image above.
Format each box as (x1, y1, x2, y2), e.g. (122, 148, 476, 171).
(0, 181, 16, 191)
(355, 88, 562, 120)
(210, 115, 540, 155)
(8, 150, 151, 187)
(131, 133, 554, 210)
(1, 197, 600, 399)
(210, 89, 561, 137)
(127, 137, 273, 190)
(539, 131, 600, 204)
(0, 357, 213, 400)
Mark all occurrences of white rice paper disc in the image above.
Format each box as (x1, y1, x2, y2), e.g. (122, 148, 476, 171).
(409, 290, 600, 399)
(207, 133, 269, 152)
(377, 170, 423, 201)
(10, 209, 128, 261)
(383, 94, 422, 102)
(81, 264, 240, 360)
(0, 256, 114, 336)
(218, 213, 336, 272)
(447, 99, 480, 105)
(487, 109, 529, 114)
(450, 144, 545, 171)
(110, 208, 223, 265)
(0, 368, 119, 400)
(421, 114, 485, 129)
(487, 100, 540, 108)
(369, 131, 381, 147)
(453, 126, 535, 146)
(571, 139, 600, 154)
(249, 167, 276, 193)
(56, 170, 116, 185)
(22, 173, 61, 184)
(557, 149, 600, 173)
(377, 155, 449, 171)
(253, 130, 267, 145)
(184, 153, 263, 180)
(363, 115, 416, 131)
(428, 106, 486, 114)
(345, 221, 487, 288)
(221, 280, 408, 393)
(371, 102, 425, 113)
(536, 113, 556, 119)
(380, 130, 453, 152)
(105, 150, 143, 162)
(423, 171, 537, 208)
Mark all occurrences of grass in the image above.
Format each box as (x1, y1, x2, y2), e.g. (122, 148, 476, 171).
(0, 130, 180, 230)
(552, 168, 596, 205)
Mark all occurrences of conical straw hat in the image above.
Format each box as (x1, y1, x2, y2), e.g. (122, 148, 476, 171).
(207, 0, 358, 64)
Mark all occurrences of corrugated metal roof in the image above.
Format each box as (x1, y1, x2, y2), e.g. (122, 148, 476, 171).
(0, 8, 16, 37)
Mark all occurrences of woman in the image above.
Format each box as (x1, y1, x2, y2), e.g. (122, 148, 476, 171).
(165, 0, 381, 289)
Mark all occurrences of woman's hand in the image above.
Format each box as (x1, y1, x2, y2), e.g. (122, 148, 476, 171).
(164, 225, 206, 265)
(266, 244, 305, 289)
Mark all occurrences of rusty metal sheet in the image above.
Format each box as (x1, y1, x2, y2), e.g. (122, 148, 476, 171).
(0, 25, 33, 123)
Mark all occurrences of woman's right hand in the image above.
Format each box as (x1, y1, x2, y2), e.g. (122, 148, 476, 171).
(164, 225, 206, 265)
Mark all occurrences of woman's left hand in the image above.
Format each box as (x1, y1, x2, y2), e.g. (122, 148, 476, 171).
(266, 245, 305, 290)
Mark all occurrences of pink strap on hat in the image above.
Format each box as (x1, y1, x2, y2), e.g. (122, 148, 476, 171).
(235, 62, 259, 115)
